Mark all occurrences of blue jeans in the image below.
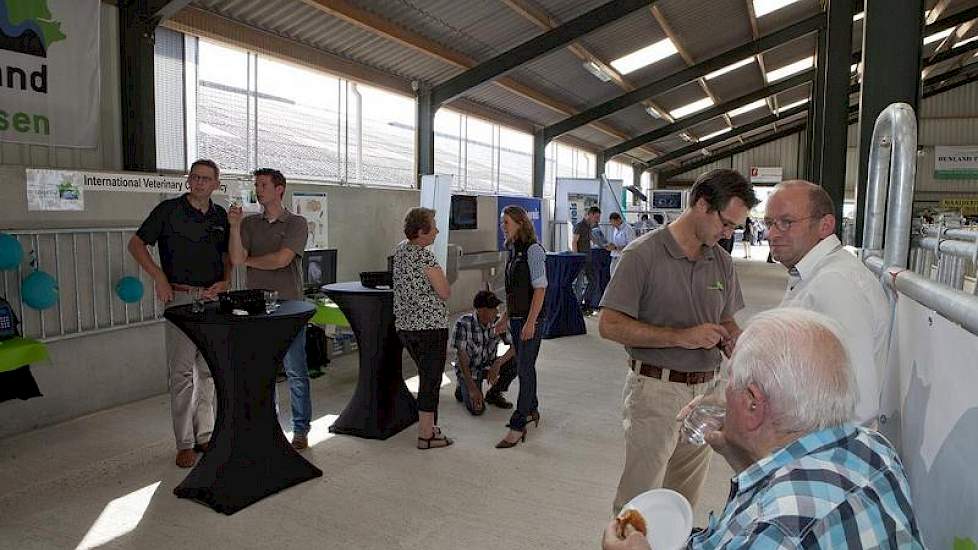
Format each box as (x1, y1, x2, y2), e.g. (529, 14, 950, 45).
(507, 317, 542, 431)
(280, 325, 311, 435)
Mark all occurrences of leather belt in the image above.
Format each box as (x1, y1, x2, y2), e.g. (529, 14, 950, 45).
(628, 359, 714, 385)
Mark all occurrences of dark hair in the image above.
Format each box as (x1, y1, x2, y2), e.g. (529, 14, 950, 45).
(190, 159, 220, 180)
(502, 205, 537, 244)
(587, 206, 602, 216)
(689, 169, 759, 213)
(254, 167, 286, 188)
(404, 207, 435, 240)
(640, 213, 649, 220)
(473, 290, 502, 309)
(609, 212, 622, 221)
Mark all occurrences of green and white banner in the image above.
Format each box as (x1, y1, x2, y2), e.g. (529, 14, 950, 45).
(934, 146, 978, 180)
(0, 0, 100, 147)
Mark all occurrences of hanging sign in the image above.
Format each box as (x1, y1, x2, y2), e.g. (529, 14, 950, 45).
(0, 0, 100, 147)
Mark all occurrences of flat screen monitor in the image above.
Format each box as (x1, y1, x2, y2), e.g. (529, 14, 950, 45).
(651, 190, 683, 210)
(449, 195, 478, 230)
(302, 248, 337, 293)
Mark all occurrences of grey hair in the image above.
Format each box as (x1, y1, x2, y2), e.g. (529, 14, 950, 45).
(728, 307, 857, 433)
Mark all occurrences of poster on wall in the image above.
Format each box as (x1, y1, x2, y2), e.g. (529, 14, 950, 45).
(496, 196, 542, 251)
(291, 192, 328, 249)
(0, 0, 100, 147)
(567, 193, 599, 226)
(26, 168, 83, 210)
(749, 166, 782, 184)
(934, 146, 978, 180)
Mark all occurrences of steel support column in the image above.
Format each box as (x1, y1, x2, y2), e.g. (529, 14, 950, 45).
(808, 29, 828, 182)
(855, 0, 923, 244)
(532, 131, 547, 198)
(596, 152, 606, 177)
(818, 0, 854, 234)
(415, 86, 435, 186)
(633, 163, 645, 196)
(119, 4, 159, 171)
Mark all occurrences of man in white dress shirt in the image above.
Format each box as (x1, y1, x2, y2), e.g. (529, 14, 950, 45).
(765, 180, 890, 425)
(607, 212, 635, 275)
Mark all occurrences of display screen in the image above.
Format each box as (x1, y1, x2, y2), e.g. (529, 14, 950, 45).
(651, 191, 683, 210)
(302, 249, 337, 291)
(450, 195, 478, 230)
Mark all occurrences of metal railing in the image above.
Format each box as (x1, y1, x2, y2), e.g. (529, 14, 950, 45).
(861, 103, 978, 335)
(1, 228, 165, 342)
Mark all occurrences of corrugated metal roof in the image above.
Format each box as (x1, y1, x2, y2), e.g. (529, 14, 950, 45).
(510, 49, 623, 110)
(604, 103, 664, 136)
(762, 35, 816, 68)
(708, 69, 768, 103)
(534, 0, 613, 23)
(655, 0, 754, 63)
(652, 80, 711, 110)
(755, 0, 821, 36)
(577, 9, 666, 67)
(463, 84, 565, 125)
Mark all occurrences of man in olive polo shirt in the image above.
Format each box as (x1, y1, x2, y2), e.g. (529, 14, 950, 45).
(128, 158, 231, 468)
(599, 168, 757, 513)
(228, 168, 311, 450)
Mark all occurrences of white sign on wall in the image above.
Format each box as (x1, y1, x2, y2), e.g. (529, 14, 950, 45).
(292, 192, 328, 249)
(0, 0, 100, 147)
(934, 146, 978, 180)
(749, 166, 783, 184)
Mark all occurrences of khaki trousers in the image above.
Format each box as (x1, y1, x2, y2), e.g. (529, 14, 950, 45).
(613, 369, 714, 514)
(165, 292, 215, 450)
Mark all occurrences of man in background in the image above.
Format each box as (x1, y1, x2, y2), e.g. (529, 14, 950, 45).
(129, 159, 230, 468)
(572, 206, 602, 315)
(228, 168, 312, 449)
(452, 290, 517, 415)
(607, 212, 635, 275)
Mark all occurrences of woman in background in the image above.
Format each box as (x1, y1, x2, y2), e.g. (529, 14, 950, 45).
(495, 205, 547, 449)
(392, 207, 453, 449)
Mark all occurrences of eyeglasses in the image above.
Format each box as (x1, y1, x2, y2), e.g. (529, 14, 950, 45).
(716, 211, 739, 230)
(763, 216, 816, 232)
(188, 173, 215, 183)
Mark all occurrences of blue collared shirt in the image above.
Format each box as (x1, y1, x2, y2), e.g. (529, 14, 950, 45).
(688, 424, 923, 549)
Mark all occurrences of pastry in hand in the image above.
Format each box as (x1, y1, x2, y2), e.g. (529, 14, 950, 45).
(616, 508, 648, 538)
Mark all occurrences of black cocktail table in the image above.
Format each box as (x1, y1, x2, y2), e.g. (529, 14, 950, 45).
(323, 282, 418, 439)
(164, 300, 322, 515)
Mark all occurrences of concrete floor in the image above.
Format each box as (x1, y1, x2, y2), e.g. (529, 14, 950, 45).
(0, 257, 786, 550)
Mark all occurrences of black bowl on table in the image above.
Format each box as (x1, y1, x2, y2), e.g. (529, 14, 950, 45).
(359, 271, 392, 289)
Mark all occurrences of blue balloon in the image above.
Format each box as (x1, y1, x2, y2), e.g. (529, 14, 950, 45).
(0, 232, 23, 270)
(115, 276, 144, 303)
(22, 270, 59, 310)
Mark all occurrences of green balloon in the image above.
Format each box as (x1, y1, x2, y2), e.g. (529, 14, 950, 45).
(0, 232, 23, 270)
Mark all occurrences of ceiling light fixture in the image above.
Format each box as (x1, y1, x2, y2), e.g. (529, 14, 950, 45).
(705, 57, 756, 80)
(777, 98, 809, 114)
(644, 105, 663, 119)
(765, 56, 814, 83)
(753, 0, 804, 18)
(728, 99, 768, 117)
(610, 38, 678, 75)
(670, 97, 715, 119)
(924, 28, 955, 46)
(698, 127, 732, 141)
(582, 60, 613, 82)
(852, 11, 864, 22)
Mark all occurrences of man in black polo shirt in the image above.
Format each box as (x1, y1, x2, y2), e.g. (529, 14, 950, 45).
(128, 159, 231, 468)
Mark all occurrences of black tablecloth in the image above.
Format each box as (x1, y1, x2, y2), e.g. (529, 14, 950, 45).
(322, 282, 418, 439)
(584, 248, 612, 309)
(163, 300, 322, 515)
(0, 365, 42, 402)
(542, 252, 586, 339)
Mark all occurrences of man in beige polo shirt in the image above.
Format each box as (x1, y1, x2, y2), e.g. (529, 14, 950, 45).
(599, 168, 757, 512)
(228, 168, 311, 449)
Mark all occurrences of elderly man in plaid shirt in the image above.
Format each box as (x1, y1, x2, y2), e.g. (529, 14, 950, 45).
(603, 308, 922, 550)
(452, 290, 517, 415)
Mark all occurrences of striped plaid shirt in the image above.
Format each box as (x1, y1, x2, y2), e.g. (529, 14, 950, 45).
(452, 312, 503, 379)
(688, 424, 923, 549)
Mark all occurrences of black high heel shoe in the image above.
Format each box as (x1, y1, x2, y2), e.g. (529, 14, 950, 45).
(495, 429, 527, 449)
